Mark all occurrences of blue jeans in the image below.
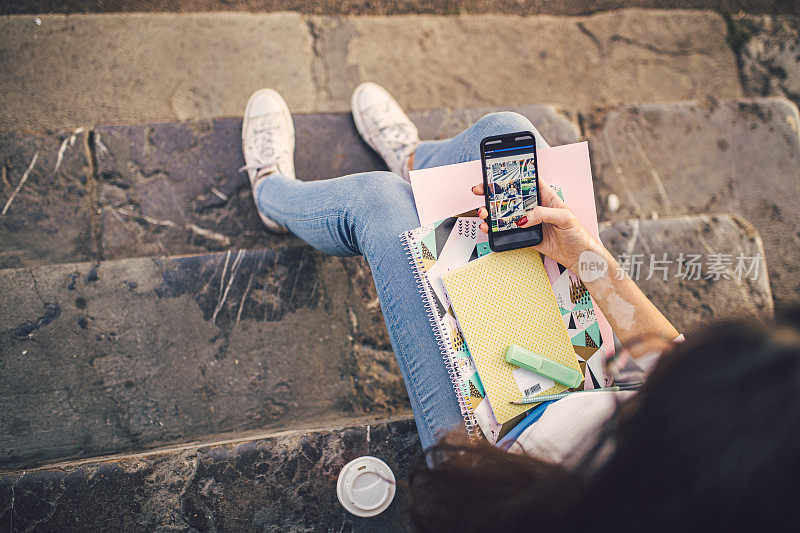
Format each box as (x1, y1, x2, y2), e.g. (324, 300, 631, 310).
(254, 112, 550, 451)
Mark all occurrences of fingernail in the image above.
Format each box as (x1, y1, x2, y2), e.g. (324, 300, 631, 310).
(515, 216, 527, 227)
(472, 185, 479, 192)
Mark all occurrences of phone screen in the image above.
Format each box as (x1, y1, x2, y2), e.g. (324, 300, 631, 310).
(483, 139, 539, 234)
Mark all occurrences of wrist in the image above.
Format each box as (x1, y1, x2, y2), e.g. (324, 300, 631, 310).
(568, 238, 609, 280)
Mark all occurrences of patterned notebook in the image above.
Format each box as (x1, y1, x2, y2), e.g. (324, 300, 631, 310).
(443, 247, 582, 423)
(401, 217, 485, 439)
(400, 204, 612, 440)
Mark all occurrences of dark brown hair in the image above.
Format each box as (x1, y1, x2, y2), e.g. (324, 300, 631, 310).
(409, 310, 800, 532)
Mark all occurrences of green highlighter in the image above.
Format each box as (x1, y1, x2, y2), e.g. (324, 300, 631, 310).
(504, 344, 584, 389)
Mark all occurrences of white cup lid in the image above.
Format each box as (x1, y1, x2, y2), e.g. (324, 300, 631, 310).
(336, 456, 396, 517)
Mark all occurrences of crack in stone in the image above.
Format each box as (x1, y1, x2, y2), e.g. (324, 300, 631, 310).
(610, 34, 706, 57)
(577, 21, 603, 52)
(28, 268, 46, 305)
(85, 129, 104, 262)
(305, 17, 329, 103)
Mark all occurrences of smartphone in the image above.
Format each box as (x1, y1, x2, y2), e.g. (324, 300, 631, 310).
(480, 131, 543, 252)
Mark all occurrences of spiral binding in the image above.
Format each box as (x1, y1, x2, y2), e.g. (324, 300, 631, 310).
(401, 226, 480, 440)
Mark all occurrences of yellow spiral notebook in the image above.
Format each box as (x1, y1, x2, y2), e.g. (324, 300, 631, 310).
(442, 247, 581, 423)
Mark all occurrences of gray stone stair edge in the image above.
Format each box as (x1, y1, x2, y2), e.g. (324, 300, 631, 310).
(0, 9, 749, 133)
(0, 417, 421, 532)
(584, 96, 800, 310)
(3, 96, 796, 313)
(0, 413, 415, 476)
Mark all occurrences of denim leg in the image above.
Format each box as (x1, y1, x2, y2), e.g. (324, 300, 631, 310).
(254, 171, 463, 451)
(413, 111, 552, 170)
(248, 112, 551, 451)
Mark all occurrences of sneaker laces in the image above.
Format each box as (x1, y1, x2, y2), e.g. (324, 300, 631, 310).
(367, 101, 418, 160)
(239, 114, 291, 178)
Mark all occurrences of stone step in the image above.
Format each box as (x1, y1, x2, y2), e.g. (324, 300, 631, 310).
(0, 104, 579, 472)
(0, 10, 745, 133)
(3, 98, 797, 308)
(0, 214, 772, 471)
(0, 211, 774, 528)
(599, 214, 774, 325)
(0, 247, 409, 471)
(92, 105, 580, 261)
(5, 1, 799, 16)
(585, 97, 800, 310)
(0, 417, 419, 532)
(0, 128, 96, 269)
(0, 105, 579, 269)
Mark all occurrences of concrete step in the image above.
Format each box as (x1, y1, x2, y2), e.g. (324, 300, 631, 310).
(0, 417, 419, 532)
(584, 97, 800, 309)
(0, 104, 579, 471)
(0, 100, 786, 473)
(0, 213, 772, 472)
(599, 214, 774, 325)
(0, 9, 746, 132)
(0, 128, 96, 269)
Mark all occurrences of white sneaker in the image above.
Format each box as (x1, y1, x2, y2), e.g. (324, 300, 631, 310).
(240, 88, 296, 233)
(351, 82, 419, 181)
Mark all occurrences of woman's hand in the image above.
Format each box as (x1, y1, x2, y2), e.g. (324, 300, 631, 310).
(471, 176, 594, 271)
(473, 176, 680, 345)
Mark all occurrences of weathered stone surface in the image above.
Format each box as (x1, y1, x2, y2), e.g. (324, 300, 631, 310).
(411, 106, 581, 148)
(0, 129, 95, 269)
(0, 13, 316, 132)
(0, 248, 411, 470)
(94, 106, 579, 260)
(735, 14, 800, 109)
(0, 217, 774, 529)
(585, 98, 800, 309)
(4, 0, 800, 16)
(312, 9, 742, 113)
(1, 10, 743, 133)
(94, 118, 285, 260)
(600, 214, 773, 334)
(1, 105, 576, 469)
(0, 418, 420, 532)
(340, 256, 393, 352)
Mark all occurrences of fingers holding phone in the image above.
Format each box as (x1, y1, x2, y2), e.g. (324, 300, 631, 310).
(472, 172, 592, 268)
(475, 205, 489, 233)
(479, 132, 545, 251)
(514, 205, 571, 230)
(518, 202, 593, 269)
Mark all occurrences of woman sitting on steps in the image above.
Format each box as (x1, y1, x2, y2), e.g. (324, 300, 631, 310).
(240, 83, 798, 531)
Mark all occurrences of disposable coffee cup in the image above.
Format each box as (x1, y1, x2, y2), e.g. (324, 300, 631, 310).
(336, 456, 396, 517)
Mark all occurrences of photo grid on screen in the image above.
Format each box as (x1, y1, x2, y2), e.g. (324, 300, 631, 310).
(486, 156, 538, 233)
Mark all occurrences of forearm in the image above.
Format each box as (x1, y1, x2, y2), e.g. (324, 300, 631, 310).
(570, 240, 679, 347)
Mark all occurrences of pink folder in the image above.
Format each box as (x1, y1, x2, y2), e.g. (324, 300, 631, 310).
(409, 141, 615, 381)
(410, 141, 598, 234)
